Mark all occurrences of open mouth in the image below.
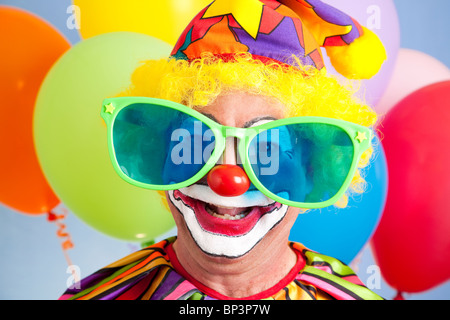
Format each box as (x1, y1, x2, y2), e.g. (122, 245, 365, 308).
(205, 203, 253, 220)
(172, 189, 282, 236)
(167, 186, 288, 258)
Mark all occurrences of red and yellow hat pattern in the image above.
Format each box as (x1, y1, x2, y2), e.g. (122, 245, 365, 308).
(171, 0, 386, 79)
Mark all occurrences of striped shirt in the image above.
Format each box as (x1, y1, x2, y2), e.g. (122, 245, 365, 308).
(60, 237, 383, 300)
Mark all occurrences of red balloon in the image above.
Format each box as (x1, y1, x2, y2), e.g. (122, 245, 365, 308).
(207, 165, 250, 197)
(372, 81, 450, 293)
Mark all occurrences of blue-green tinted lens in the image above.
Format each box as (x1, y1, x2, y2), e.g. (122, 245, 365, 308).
(249, 123, 354, 203)
(113, 103, 215, 185)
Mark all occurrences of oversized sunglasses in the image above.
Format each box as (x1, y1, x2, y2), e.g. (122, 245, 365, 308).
(101, 97, 372, 209)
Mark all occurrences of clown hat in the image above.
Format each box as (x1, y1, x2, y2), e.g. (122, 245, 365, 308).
(171, 0, 386, 79)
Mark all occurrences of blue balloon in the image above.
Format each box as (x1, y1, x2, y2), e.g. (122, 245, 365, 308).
(289, 138, 388, 264)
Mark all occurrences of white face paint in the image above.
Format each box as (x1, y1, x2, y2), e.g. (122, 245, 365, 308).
(167, 186, 288, 258)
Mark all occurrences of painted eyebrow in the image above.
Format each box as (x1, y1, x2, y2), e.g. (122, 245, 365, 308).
(243, 116, 278, 128)
(200, 113, 278, 128)
(200, 113, 219, 123)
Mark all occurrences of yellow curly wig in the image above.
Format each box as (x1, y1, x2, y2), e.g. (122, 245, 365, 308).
(119, 52, 378, 208)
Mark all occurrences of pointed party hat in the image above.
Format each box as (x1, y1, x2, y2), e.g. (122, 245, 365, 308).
(171, 0, 386, 79)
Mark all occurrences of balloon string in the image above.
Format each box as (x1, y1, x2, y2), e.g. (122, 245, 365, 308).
(393, 291, 405, 300)
(47, 209, 75, 268)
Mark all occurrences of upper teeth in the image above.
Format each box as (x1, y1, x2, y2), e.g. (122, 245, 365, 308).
(205, 206, 250, 220)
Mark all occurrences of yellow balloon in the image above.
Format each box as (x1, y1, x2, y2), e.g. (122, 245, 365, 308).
(73, 0, 212, 45)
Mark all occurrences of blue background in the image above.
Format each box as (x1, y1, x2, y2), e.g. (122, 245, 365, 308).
(0, 0, 449, 300)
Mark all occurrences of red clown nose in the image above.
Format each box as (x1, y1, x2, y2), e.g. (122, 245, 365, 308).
(207, 164, 250, 197)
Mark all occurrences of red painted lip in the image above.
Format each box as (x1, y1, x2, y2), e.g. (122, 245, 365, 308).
(173, 190, 281, 237)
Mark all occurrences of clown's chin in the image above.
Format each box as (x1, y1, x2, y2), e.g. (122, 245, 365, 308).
(167, 186, 288, 259)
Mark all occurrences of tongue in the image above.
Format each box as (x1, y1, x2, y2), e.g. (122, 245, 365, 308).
(208, 204, 248, 216)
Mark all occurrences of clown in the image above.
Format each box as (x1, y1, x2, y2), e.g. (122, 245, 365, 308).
(61, 0, 386, 300)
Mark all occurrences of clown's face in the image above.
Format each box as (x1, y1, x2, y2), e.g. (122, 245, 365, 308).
(166, 92, 301, 259)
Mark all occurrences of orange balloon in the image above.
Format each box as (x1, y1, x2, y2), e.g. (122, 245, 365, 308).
(0, 7, 69, 214)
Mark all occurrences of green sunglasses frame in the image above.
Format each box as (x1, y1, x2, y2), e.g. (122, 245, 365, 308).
(101, 96, 372, 208)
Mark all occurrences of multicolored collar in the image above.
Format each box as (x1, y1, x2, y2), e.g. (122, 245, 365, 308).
(60, 237, 382, 300)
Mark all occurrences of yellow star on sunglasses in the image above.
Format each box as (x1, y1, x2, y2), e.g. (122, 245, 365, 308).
(104, 103, 115, 114)
(355, 131, 368, 143)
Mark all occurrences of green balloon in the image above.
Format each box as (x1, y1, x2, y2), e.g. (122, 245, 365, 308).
(34, 32, 175, 242)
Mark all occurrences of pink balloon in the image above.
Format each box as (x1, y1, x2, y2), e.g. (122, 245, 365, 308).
(376, 49, 450, 115)
(322, 0, 400, 108)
